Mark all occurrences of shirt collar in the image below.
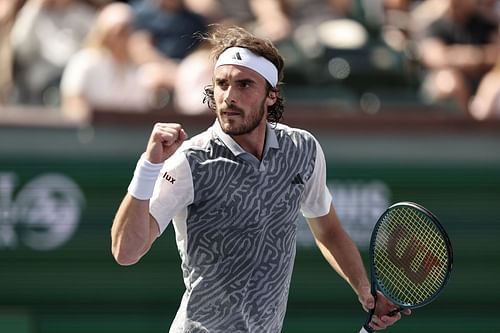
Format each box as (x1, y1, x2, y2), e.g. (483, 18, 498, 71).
(212, 120, 279, 157)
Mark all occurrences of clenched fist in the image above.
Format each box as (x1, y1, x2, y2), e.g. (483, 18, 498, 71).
(145, 123, 187, 163)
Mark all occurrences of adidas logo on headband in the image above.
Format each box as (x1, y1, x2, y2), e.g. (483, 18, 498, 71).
(215, 47, 278, 87)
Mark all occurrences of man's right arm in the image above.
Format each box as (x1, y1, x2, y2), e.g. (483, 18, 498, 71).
(111, 194, 159, 266)
(110, 123, 187, 265)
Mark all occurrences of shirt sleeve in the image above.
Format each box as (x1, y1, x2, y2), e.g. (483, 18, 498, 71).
(300, 137, 332, 218)
(149, 151, 194, 234)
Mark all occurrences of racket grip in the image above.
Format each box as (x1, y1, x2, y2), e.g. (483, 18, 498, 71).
(359, 326, 373, 333)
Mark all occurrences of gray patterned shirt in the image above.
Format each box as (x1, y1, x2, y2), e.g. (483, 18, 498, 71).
(150, 121, 332, 333)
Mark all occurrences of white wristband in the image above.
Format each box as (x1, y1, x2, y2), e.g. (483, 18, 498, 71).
(127, 154, 164, 200)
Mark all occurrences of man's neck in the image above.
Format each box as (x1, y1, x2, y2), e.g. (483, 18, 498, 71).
(232, 123, 267, 161)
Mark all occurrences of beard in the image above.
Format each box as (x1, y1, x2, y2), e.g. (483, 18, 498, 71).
(216, 98, 267, 136)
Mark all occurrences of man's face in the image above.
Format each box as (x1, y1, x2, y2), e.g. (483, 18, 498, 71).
(213, 65, 275, 136)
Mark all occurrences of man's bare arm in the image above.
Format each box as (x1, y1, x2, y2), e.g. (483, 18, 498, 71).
(111, 194, 159, 265)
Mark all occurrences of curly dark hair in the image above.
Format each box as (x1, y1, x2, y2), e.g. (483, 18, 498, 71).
(201, 25, 285, 124)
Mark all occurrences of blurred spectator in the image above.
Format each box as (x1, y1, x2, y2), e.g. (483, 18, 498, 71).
(0, 0, 24, 104)
(410, 0, 449, 36)
(470, 51, 500, 120)
(10, 0, 97, 106)
(249, 0, 355, 70)
(185, 1, 358, 59)
(185, 0, 356, 44)
(126, 0, 208, 91)
(376, 0, 421, 53)
(415, 0, 499, 115)
(184, 0, 268, 27)
(185, 0, 363, 79)
(173, 40, 213, 115)
(247, 0, 291, 43)
(114, 0, 209, 115)
(477, 0, 500, 23)
(60, 2, 163, 122)
(271, 0, 368, 78)
(130, 0, 207, 61)
(188, 0, 356, 39)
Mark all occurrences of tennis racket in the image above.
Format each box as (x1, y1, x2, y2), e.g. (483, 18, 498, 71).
(359, 201, 453, 333)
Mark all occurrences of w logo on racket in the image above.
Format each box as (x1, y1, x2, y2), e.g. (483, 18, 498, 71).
(387, 224, 444, 284)
(360, 202, 453, 333)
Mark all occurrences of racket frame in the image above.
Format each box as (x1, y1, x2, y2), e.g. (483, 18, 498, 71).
(362, 201, 453, 332)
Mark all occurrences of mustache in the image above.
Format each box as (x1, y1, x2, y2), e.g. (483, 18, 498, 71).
(220, 104, 244, 113)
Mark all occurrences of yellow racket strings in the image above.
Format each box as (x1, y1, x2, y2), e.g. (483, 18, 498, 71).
(373, 207, 449, 305)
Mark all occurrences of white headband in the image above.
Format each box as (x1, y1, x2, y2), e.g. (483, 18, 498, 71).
(215, 47, 278, 87)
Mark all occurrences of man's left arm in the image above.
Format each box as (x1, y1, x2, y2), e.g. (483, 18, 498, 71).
(306, 206, 410, 330)
(301, 135, 408, 328)
(306, 205, 372, 307)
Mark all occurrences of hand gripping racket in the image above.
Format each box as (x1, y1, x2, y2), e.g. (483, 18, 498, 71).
(359, 202, 453, 333)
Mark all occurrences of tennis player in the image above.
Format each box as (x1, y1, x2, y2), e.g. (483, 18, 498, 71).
(111, 25, 409, 332)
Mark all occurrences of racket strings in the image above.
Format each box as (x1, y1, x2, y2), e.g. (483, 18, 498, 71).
(373, 207, 449, 306)
(377, 209, 448, 302)
(379, 211, 447, 300)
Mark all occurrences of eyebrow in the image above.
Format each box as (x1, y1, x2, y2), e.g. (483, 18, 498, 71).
(215, 77, 257, 86)
(236, 78, 256, 86)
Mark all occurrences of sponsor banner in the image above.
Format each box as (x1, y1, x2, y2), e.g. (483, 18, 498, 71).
(0, 169, 389, 252)
(0, 172, 84, 251)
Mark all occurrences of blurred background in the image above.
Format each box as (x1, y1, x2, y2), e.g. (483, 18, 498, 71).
(1, 0, 499, 332)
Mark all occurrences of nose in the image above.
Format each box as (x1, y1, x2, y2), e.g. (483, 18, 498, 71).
(223, 85, 237, 106)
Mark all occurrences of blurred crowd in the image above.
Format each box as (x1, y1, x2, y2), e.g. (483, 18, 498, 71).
(0, 0, 499, 122)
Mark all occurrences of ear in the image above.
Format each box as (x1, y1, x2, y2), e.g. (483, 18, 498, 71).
(266, 90, 277, 107)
